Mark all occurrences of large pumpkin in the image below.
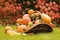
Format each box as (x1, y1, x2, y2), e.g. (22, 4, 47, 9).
(41, 13, 51, 24)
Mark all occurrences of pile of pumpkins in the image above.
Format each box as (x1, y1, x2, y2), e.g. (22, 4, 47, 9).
(5, 9, 53, 35)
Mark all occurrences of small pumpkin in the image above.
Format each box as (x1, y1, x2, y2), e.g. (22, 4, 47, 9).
(22, 14, 31, 25)
(16, 25, 27, 33)
(28, 9, 34, 16)
(22, 17, 31, 25)
(16, 18, 22, 24)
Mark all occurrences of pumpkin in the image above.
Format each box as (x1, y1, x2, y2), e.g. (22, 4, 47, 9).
(16, 18, 22, 24)
(22, 18, 31, 25)
(16, 25, 27, 33)
(22, 14, 31, 25)
(28, 9, 34, 16)
(41, 13, 51, 24)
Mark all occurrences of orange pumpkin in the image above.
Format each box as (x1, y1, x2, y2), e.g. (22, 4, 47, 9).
(28, 9, 34, 16)
(22, 14, 31, 25)
(16, 25, 27, 33)
(22, 17, 31, 25)
(16, 18, 22, 24)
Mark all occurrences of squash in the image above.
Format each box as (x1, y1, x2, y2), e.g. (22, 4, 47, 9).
(16, 18, 22, 24)
(41, 13, 51, 24)
(16, 25, 27, 33)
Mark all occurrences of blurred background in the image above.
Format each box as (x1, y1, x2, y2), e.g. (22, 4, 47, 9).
(0, 0, 60, 27)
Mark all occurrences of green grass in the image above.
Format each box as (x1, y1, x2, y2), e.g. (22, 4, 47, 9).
(0, 25, 60, 40)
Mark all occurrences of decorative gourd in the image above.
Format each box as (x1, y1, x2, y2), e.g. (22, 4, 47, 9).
(41, 13, 51, 24)
(28, 9, 34, 16)
(30, 14, 36, 20)
(16, 18, 22, 24)
(28, 22, 33, 27)
(16, 25, 27, 33)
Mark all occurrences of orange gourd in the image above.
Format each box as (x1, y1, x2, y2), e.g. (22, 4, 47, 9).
(16, 18, 22, 24)
(28, 9, 34, 16)
(16, 25, 27, 33)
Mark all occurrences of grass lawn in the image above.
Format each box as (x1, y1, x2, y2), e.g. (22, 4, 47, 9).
(0, 25, 60, 40)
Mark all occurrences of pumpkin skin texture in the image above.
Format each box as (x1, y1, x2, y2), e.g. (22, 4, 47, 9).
(41, 14, 51, 24)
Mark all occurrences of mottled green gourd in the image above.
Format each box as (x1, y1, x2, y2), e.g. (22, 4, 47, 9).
(30, 14, 36, 20)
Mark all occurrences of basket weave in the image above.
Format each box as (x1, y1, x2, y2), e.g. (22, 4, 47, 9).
(24, 24, 53, 34)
